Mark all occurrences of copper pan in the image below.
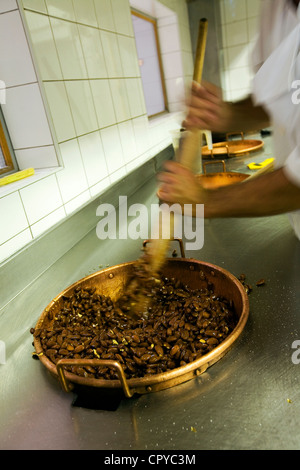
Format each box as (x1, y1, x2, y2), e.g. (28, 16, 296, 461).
(32, 240, 249, 398)
(197, 160, 249, 189)
(156, 160, 249, 199)
(202, 132, 264, 158)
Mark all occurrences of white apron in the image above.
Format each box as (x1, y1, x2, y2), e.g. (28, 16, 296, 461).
(252, 0, 300, 239)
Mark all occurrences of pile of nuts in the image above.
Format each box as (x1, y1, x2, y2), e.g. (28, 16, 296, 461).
(32, 274, 238, 381)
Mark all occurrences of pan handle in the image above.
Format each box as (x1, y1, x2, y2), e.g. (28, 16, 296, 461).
(143, 238, 186, 259)
(203, 160, 226, 174)
(56, 358, 135, 398)
(226, 132, 244, 141)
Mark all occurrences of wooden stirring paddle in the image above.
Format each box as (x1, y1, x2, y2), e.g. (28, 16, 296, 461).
(146, 18, 209, 276)
(119, 20, 209, 317)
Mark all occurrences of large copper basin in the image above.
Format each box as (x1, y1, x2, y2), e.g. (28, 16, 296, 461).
(32, 247, 249, 397)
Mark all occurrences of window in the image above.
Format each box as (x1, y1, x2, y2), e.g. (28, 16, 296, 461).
(131, 10, 168, 117)
(0, 106, 18, 176)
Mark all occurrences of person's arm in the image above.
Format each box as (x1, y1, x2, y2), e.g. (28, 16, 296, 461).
(158, 162, 300, 218)
(184, 81, 271, 133)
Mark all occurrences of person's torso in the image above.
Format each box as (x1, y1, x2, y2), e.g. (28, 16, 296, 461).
(252, 0, 300, 167)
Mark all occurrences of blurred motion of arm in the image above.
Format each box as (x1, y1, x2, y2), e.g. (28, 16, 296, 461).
(158, 162, 300, 219)
(159, 79, 300, 220)
(183, 81, 271, 134)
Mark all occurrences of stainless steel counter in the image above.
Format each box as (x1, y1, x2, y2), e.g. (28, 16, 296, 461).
(1, 135, 300, 450)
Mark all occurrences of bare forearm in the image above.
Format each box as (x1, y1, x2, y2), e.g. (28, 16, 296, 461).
(203, 168, 300, 218)
(226, 96, 271, 133)
(184, 82, 270, 134)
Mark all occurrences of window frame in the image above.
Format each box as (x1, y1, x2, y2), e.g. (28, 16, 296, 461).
(0, 106, 18, 177)
(131, 9, 168, 118)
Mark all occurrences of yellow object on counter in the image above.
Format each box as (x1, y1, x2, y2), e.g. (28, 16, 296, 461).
(0, 168, 35, 186)
(247, 158, 274, 170)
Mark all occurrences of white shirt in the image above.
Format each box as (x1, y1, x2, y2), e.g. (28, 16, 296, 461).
(252, 0, 300, 238)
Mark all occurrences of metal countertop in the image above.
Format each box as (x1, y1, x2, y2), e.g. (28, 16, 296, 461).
(1, 135, 300, 451)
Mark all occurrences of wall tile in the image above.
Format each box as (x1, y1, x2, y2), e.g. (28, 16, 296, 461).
(24, 11, 63, 81)
(65, 80, 98, 136)
(72, 0, 98, 27)
(15, 146, 59, 170)
(100, 125, 125, 174)
(0, 229, 33, 263)
(221, 23, 227, 48)
(3, 83, 53, 149)
(162, 51, 183, 79)
(64, 190, 91, 216)
(0, 10, 36, 87)
(219, 0, 226, 25)
(22, 0, 47, 13)
(228, 66, 253, 91)
(218, 0, 262, 101)
(180, 24, 192, 52)
(132, 116, 150, 156)
(118, 35, 140, 77)
(125, 78, 146, 118)
(89, 176, 111, 198)
(93, 0, 115, 32)
(165, 76, 185, 105)
(43, 81, 76, 142)
(111, 0, 134, 37)
(30, 206, 65, 238)
(248, 17, 260, 42)
(78, 25, 108, 79)
(223, 0, 247, 23)
(89, 79, 116, 128)
(20, 173, 63, 225)
(230, 88, 251, 100)
(50, 17, 87, 79)
(246, 0, 261, 18)
(56, 139, 89, 203)
(118, 120, 137, 163)
(100, 30, 123, 78)
(158, 23, 180, 54)
(0, 192, 29, 245)
(225, 20, 248, 47)
(78, 131, 109, 186)
(227, 44, 250, 70)
(109, 79, 131, 122)
(45, 0, 76, 21)
(109, 167, 126, 184)
(181, 50, 193, 77)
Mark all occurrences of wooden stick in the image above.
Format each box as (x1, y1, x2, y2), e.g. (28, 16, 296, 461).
(148, 19, 208, 275)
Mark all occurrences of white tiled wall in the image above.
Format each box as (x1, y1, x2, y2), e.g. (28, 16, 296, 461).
(0, 0, 193, 265)
(218, 0, 262, 101)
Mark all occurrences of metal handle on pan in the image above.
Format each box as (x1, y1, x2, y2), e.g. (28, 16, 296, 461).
(226, 131, 244, 141)
(143, 238, 186, 259)
(56, 359, 135, 398)
(203, 160, 226, 174)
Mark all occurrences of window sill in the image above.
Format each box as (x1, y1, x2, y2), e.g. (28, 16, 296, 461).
(0, 167, 62, 198)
